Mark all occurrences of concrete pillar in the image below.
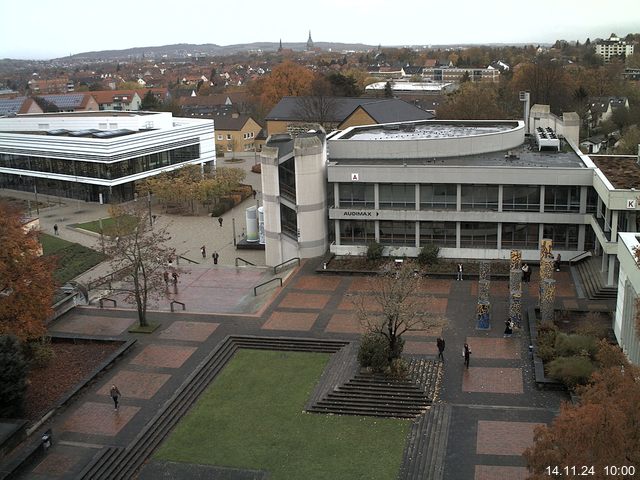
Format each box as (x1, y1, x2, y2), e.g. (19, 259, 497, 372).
(497, 223, 502, 250)
(602, 252, 608, 274)
(334, 219, 341, 246)
(456, 184, 462, 211)
(456, 222, 461, 249)
(415, 184, 420, 211)
(608, 254, 616, 286)
(579, 186, 587, 214)
(498, 185, 503, 213)
(333, 183, 340, 208)
(611, 210, 619, 240)
(539, 185, 545, 213)
(415, 221, 420, 248)
(578, 224, 586, 251)
(374, 183, 379, 210)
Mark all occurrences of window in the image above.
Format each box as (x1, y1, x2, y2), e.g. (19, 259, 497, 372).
(460, 222, 498, 248)
(543, 224, 578, 249)
(501, 223, 539, 249)
(544, 186, 580, 212)
(217, 134, 223, 140)
(586, 187, 598, 213)
(461, 185, 498, 211)
(250, 131, 254, 138)
(379, 221, 415, 246)
(339, 183, 374, 208)
(420, 184, 456, 210)
(226, 134, 232, 141)
(226, 145, 232, 152)
(379, 184, 415, 209)
(280, 204, 297, 239)
(340, 220, 375, 245)
(502, 186, 540, 211)
(419, 221, 456, 247)
(278, 157, 296, 201)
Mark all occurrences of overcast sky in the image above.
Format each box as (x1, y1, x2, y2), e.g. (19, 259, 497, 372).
(2, 0, 639, 60)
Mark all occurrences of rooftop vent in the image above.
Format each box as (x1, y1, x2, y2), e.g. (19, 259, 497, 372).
(534, 126, 560, 151)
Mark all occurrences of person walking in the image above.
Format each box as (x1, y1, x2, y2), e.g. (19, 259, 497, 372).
(110, 385, 121, 411)
(252, 189, 257, 200)
(456, 263, 463, 281)
(201, 245, 206, 259)
(554, 254, 561, 272)
(53, 223, 59, 236)
(218, 217, 223, 227)
(521, 263, 530, 283)
(463, 343, 471, 369)
(504, 319, 513, 338)
(212, 251, 219, 265)
(436, 337, 445, 362)
(163, 271, 169, 287)
(172, 271, 178, 285)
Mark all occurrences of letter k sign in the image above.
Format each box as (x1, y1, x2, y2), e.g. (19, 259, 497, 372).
(627, 199, 637, 209)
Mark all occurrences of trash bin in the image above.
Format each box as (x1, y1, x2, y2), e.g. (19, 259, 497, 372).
(41, 430, 52, 449)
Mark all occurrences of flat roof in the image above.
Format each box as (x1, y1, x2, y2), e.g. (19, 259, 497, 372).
(330, 140, 586, 169)
(591, 155, 640, 189)
(341, 122, 516, 141)
(14, 111, 158, 118)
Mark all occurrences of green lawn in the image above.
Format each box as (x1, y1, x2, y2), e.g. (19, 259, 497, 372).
(40, 234, 106, 284)
(74, 215, 136, 235)
(156, 349, 410, 480)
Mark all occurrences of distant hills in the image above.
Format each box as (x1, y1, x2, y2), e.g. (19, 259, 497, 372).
(55, 42, 378, 61)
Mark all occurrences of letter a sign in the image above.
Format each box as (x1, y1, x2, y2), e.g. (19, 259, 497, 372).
(351, 173, 359, 181)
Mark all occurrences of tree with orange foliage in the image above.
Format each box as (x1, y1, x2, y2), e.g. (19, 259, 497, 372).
(0, 202, 55, 341)
(253, 60, 315, 112)
(524, 341, 640, 478)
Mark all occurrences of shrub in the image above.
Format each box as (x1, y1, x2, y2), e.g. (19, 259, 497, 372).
(0, 335, 28, 418)
(554, 333, 598, 358)
(358, 332, 389, 373)
(546, 356, 596, 388)
(575, 312, 609, 339)
(26, 337, 55, 368)
(389, 358, 409, 380)
(417, 244, 439, 266)
(366, 241, 384, 261)
(536, 324, 558, 362)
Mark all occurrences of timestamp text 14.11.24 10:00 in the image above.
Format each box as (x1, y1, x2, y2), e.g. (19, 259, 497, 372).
(545, 465, 636, 476)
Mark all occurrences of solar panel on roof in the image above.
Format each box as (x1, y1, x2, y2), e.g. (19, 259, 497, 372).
(47, 129, 70, 136)
(92, 129, 135, 139)
(42, 94, 84, 108)
(68, 129, 100, 137)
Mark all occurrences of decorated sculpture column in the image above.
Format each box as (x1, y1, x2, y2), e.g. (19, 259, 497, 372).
(476, 261, 492, 330)
(540, 278, 556, 324)
(509, 250, 523, 328)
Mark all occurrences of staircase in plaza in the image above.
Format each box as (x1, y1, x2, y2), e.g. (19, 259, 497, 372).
(573, 257, 617, 300)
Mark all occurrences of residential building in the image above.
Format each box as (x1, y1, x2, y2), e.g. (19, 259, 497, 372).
(213, 113, 262, 154)
(588, 96, 629, 127)
(365, 81, 455, 97)
(28, 77, 74, 94)
(421, 67, 500, 83)
(90, 90, 142, 111)
(595, 33, 634, 63)
(265, 97, 434, 136)
(0, 111, 215, 203)
(37, 93, 99, 112)
(0, 97, 43, 116)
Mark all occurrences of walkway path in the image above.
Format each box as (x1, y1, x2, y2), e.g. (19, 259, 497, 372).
(18, 258, 613, 480)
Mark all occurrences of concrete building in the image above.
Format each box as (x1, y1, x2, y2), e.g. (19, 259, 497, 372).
(614, 232, 640, 365)
(0, 111, 215, 203)
(260, 132, 328, 266)
(595, 33, 635, 63)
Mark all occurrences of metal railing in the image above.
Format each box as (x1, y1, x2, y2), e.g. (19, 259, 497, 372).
(176, 255, 199, 265)
(273, 257, 300, 274)
(253, 277, 283, 296)
(568, 251, 592, 265)
(170, 300, 186, 312)
(87, 265, 131, 291)
(235, 257, 256, 267)
(98, 297, 117, 308)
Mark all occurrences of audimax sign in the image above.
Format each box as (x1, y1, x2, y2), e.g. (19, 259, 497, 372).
(342, 210, 379, 217)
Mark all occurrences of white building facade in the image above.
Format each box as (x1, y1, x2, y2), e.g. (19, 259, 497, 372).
(0, 111, 215, 203)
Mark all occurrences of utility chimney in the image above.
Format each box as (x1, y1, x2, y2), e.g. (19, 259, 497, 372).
(519, 91, 531, 133)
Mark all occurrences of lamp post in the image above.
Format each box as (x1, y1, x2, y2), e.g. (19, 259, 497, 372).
(147, 191, 153, 227)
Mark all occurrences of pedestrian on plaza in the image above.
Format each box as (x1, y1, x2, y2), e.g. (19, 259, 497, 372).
(554, 254, 561, 272)
(53, 223, 59, 235)
(172, 271, 178, 285)
(218, 217, 223, 227)
(504, 319, 513, 337)
(521, 263, 530, 283)
(436, 337, 445, 362)
(212, 251, 219, 265)
(110, 385, 121, 411)
(456, 263, 463, 281)
(163, 271, 169, 286)
(201, 245, 206, 259)
(463, 343, 471, 369)
(252, 189, 257, 199)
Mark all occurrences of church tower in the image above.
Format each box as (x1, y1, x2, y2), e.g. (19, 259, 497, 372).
(306, 31, 314, 51)
(278, 39, 283, 52)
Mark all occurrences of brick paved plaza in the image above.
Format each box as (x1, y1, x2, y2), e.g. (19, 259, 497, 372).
(19, 257, 605, 480)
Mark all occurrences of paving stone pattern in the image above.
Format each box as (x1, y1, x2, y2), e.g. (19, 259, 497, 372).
(14, 260, 612, 480)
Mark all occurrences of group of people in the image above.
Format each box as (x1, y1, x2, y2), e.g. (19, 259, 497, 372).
(200, 246, 219, 264)
(436, 337, 472, 369)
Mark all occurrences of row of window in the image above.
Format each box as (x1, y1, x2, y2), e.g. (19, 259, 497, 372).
(0, 144, 200, 180)
(336, 183, 595, 213)
(216, 131, 256, 141)
(339, 220, 586, 250)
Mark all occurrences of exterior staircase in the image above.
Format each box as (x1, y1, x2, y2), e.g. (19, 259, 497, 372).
(573, 256, 617, 300)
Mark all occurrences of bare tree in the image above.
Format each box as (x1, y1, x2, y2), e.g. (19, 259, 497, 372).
(103, 205, 175, 327)
(294, 95, 339, 131)
(355, 265, 447, 362)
